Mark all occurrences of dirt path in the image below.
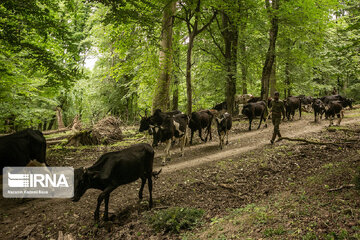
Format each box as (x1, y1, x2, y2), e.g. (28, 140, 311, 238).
(156, 115, 359, 173)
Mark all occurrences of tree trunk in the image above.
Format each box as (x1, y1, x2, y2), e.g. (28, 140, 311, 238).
(239, 5, 248, 95)
(186, 34, 195, 115)
(172, 74, 179, 110)
(269, 56, 276, 97)
(152, 1, 176, 112)
(56, 107, 65, 129)
(240, 40, 247, 94)
(260, 0, 279, 101)
(221, 12, 238, 115)
(47, 115, 56, 130)
(285, 62, 291, 97)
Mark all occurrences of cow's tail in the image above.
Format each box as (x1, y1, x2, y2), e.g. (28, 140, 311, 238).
(152, 168, 162, 179)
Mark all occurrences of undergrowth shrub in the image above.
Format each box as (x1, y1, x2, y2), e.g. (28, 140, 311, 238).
(147, 207, 204, 233)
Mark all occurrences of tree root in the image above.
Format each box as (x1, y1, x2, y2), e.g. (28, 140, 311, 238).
(328, 184, 355, 192)
(278, 137, 341, 146)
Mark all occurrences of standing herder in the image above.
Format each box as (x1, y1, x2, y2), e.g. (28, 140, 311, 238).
(270, 91, 285, 144)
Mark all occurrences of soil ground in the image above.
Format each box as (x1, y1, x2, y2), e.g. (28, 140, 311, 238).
(1, 107, 360, 239)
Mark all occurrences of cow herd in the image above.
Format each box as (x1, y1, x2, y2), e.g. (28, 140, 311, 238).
(0, 93, 355, 221)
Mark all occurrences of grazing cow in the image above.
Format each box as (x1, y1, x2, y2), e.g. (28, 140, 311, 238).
(312, 99, 326, 123)
(215, 113, 232, 149)
(325, 101, 344, 126)
(153, 113, 189, 164)
(188, 110, 214, 145)
(0, 129, 47, 170)
(241, 101, 268, 131)
(284, 96, 302, 120)
(72, 143, 160, 221)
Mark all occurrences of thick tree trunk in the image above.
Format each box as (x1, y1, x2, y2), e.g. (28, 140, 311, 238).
(239, 6, 248, 95)
(152, 1, 176, 112)
(240, 41, 247, 94)
(56, 107, 65, 129)
(269, 56, 276, 97)
(260, 0, 279, 101)
(186, 34, 195, 115)
(221, 12, 238, 115)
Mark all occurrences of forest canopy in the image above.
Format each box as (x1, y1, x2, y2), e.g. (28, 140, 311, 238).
(0, 0, 359, 132)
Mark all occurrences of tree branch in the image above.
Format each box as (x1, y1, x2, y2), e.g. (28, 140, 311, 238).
(327, 184, 355, 192)
(198, 47, 224, 65)
(195, 10, 218, 36)
(208, 24, 225, 58)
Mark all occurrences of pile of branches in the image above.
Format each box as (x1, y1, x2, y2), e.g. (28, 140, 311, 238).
(66, 116, 123, 146)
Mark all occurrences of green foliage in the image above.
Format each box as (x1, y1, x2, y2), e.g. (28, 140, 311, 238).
(146, 207, 204, 234)
(1, 0, 359, 132)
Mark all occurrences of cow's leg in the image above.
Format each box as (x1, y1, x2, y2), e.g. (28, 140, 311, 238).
(209, 124, 212, 141)
(339, 110, 344, 125)
(180, 135, 185, 157)
(147, 176, 153, 208)
(314, 111, 317, 123)
(299, 104, 302, 119)
(94, 186, 116, 221)
(257, 111, 264, 129)
(226, 130, 229, 145)
(190, 130, 194, 145)
(199, 128, 205, 142)
(329, 115, 334, 126)
(103, 194, 110, 221)
(248, 118, 252, 131)
(139, 177, 146, 200)
(219, 132, 223, 149)
(162, 139, 172, 165)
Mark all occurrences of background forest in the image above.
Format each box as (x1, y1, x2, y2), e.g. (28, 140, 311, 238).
(0, 0, 359, 132)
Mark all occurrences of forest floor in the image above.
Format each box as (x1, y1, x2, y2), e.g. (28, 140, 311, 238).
(1, 107, 360, 240)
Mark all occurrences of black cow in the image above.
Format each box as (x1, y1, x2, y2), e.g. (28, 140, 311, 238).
(213, 101, 227, 112)
(138, 109, 182, 146)
(153, 113, 189, 165)
(321, 95, 353, 109)
(312, 99, 325, 123)
(284, 96, 302, 120)
(297, 95, 313, 112)
(325, 101, 344, 126)
(215, 112, 232, 149)
(188, 110, 214, 145)
(72, 143, 160, 221)
(247, 96, 261, 104)
(0, 129, 47, 170)
(241, 101, 268, 131)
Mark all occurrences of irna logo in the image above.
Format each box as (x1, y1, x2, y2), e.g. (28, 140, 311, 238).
(8, 172, 69, 188)
(3, 167, 74, 198)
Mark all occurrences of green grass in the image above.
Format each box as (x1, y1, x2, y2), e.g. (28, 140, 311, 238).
(146, 207, 204, 234)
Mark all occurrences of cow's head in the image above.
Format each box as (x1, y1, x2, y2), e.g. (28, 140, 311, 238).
(215, 116, 226, 133)
(343, 98, 353, 109)
(241, 104, 250, 116)
(72, 167, 94, 202)
(139, 116, 151, 132)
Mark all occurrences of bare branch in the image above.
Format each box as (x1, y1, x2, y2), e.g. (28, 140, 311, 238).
(198, 47, 224, 65)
